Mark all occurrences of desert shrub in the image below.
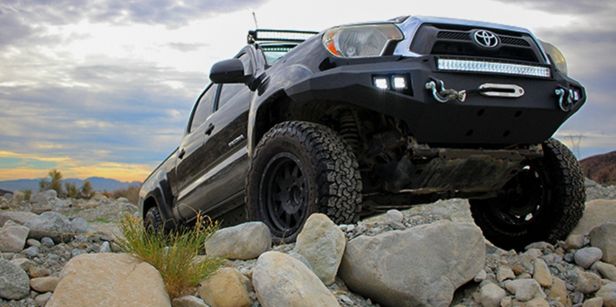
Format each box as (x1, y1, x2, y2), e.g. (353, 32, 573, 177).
(80, 180, 93, 199)
(38, 169, 64, 196)
(65, 182, 79, 198)
(22, 190, 32, 202)
(116, 213, 223, 298)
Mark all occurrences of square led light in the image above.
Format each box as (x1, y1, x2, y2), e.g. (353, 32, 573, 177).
(373, 77, 389, 90)
(392, 76, 407, 89)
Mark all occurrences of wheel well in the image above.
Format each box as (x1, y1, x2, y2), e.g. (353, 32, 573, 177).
(142, 196, 158, 218)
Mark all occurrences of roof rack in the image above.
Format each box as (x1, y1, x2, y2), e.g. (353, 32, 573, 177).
(247, 29, 319, 44)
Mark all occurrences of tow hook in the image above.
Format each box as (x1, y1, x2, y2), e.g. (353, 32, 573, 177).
(555, 87, 581, 112)
(425, 79, 467, 103)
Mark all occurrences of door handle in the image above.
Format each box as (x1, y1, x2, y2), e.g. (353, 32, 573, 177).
(178, 148, 186, 159)
(205, 123, 215, 136)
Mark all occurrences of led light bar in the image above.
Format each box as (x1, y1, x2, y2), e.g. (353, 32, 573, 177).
(437, 58, 551, 78)
(248, 29, 318, 44)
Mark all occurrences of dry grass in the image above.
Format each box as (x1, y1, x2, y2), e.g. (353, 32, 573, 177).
(116, 213, 224, 298)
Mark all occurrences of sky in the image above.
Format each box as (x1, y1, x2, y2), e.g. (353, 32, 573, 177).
(0, 0, 614, 182)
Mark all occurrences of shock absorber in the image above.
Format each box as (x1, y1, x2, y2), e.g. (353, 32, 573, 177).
(339, 111, 361, 153)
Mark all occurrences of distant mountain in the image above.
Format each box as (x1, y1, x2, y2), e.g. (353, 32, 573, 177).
(0, 177, 141, 192)
(580, 150, 616, 185)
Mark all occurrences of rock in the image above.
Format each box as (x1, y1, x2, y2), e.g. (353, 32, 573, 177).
(99, 241, 111, 253)
(385, 209, 404, 229)
(575, 269, 602, 294)
(0, 258, 30, 300)
(30, 276, 60, 292)
(503, 279, 543, 302)
(70, 217, 90, 233)
(205, 221, 271, 260)
(41, 237, 55, 247)
(479, 283, 506, 307)
(571, 200, 616, 235)
(198, 267, 251, 307)
(0, 220, 29, 252)
(593, 261, 616, 281)
(47, 253, 170, 307)
(10, 258, 34, 272)
(294, 213, 346, 285)
(23, 246, 39, 258)
(582, 297, 604, 307)
(0, 211, 37, 226)
(549, 277, 571, 306)
(172, 295, 208, 307)
(339, 220, 485, 307)
(474, 269, 487, 282)
(533, 259, 552, 287)
(565, 234, 587, 250)
(575, 247, 604, 268)
(596, 282, 616, 307)
(525, 297, 549, 307)
(24, 211, 81, 242)
(27, 266, 50, 278)
(35, 292, 52, 306)
(30, 190, 68, 213)
(497, 266, 516, 282)
(253, 251, 339, 307)
(589, 223, 616, 265)
(27, 238, 41, 247)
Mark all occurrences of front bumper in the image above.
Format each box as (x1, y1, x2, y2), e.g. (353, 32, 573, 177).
(286, 56, 585, 145)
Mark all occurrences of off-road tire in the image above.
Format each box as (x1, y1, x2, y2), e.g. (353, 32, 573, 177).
(470, 138, 585, 250)
(246, 121, 362, 243)
(144, 206, 163, 233)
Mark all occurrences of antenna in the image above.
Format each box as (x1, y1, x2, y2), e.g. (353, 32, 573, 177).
(252, 11, 259, 29)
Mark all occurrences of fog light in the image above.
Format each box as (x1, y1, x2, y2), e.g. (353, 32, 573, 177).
(392, 76, 407, 90)
(373, 77, 389, 90)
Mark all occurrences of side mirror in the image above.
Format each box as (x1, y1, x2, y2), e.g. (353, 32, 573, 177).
(209, 59, 247, 84)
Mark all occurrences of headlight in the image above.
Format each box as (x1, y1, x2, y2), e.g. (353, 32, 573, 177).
(541, 41, 568, 75)
(322, 24, 403, 58)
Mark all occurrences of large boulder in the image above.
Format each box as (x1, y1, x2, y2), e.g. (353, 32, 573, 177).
(0, 258, 30, 300)
(0, 211, 37, 226)
(294, 213, 346, 285)
(198, 267, 252, 307)
(597, 282, 616, 307)
(31, 190, 69, 213)
(0, 220, 29, 252)
(205, 222, 271, 260)
(24, 211, 82, 242)
(339, 220, 485, 307)
(590, 223, 616, 265)
(252, 251, 339, 307)
(570, 199, 616, 236)
(47, 253, 170, 307)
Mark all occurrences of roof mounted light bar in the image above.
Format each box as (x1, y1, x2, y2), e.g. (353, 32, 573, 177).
(437, 58, 551, 78)
(247, 29, 318, 44)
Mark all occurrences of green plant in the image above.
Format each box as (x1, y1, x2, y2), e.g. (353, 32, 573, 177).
(80, 180, 93, 199)
(22, 190, 32, 202)
(38, 169, 64, 196)
(116, 213, 224, 298)
(65, 182, 79, 198)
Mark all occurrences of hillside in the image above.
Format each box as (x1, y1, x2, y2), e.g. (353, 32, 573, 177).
(0, 177, 141, 192)
(580, 150, 616, 185)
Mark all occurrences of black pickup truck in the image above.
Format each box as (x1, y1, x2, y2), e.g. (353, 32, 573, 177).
(139, 16, 586, 249)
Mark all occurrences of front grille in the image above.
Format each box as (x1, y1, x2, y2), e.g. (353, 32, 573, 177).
(410, 24, 544, 64)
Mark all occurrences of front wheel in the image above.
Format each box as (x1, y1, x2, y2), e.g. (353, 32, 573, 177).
(246, 121, 362, 243)
(470, 139, 585, 250)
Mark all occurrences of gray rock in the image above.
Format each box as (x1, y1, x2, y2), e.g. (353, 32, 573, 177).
(99, 241, 111, 253)
(0, 220, 30, 252)
(30, 190, 66, 213)
(385, 209, 404, 229)
(35, 292, 52, 306)
(0, 258, 30, 300)
(41, 237, 55, 247)
(10, 258, 34, 272)
(70, 217, 90, 233)
(474, 269, 487, 282)
(172, 295, 208, 307)
(23, 246, 39, 258)
(71, 248, 86, 257)
(590, 222, 616, 265)
(497, 266, 516, 282)
(574, 247, 603, 268)
(503, 279, 544, 302)
(24, 211, 81, 242)
(479, 283, 506, 307)
(205, 221, 271, 260)
(570, 200, 616, 236)
(339, 220, 485, 307)
(253, 251, 339, 307)
(575, 269, 602, 294)
(26, 238, 41, 248)
(294, 213, 346, 285)
(0, 211, 37, 227)
(596, 282, 616, 307)
(582, 297, 604, 307)
(593, 261, 616, 281)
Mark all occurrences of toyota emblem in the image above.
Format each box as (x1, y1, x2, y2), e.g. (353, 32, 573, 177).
(473, 30, 499, 48)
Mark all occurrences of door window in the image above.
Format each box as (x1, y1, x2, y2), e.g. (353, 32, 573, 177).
(189, 84, 218, 132)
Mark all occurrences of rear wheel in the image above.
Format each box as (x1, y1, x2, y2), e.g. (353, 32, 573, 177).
(246, 121, 362, 243)
(470, 138, 585, 250)
(144, 206, 163, 233)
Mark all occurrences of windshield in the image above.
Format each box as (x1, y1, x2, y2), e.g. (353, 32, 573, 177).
(261, 44, 297, 65)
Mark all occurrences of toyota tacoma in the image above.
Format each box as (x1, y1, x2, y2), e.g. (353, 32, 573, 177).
(139, 16, 586, 249)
